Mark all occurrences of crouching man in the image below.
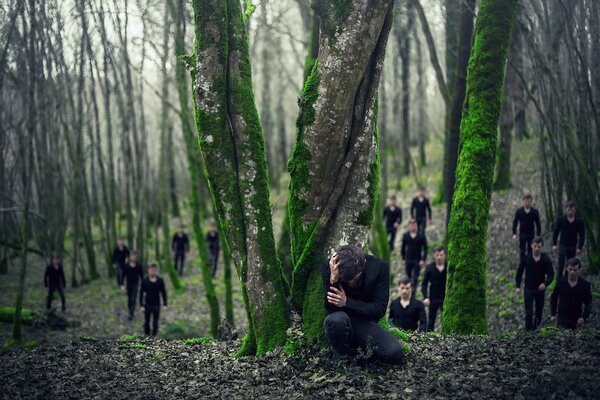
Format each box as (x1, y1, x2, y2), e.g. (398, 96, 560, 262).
(322, 245, 405, 365)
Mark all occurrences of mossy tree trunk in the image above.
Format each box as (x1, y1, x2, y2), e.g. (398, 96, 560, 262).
(442, 0, 517, 334)
(191, 0, 289, 355)
(287, 0, 395, 341)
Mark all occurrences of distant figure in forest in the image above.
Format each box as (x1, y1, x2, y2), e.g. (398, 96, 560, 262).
(511, 194, 541, 263)
(112, 238, 130, 286)
(172, 224, 190, 276)
(422, 246, 447, 332)
(120, 250, 144, 321)
(383, 196, 402, 251)
(410, 187, 432, 236)
(140, 264, 168, 336)
(389, 276, 426, 332)
(401, 219, 428, 295)
(552, 201, 585, 278)
(44, 255, 66, 312)
(322, 245, 404, 365)
(515, 237, 554, 331)
(550, 258, 592, 330)
(206, 222, 220, 277)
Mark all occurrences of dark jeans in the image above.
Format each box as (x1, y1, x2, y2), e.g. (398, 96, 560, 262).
(209, 249, 219, 277)
(557, 319, 577, 330)
(144, 305, 160, 336)
(127, 284, 138, 317)
(323, 311, 404, 365)
(558, 246, 576, 278)
(386, 228, 397, 252)
(405, 260, 421, 297)
(116, 263, 124, 286)
(519, 235, 533, 262)
(174, 252, 186, 276)
(416, 218, 427, 236)
(47, 285, 66, 311)
(523, 289, 545, 331)
(427, 299, 444, 332)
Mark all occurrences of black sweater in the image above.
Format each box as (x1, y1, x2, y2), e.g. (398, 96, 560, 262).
(512, 207, 541, 237)
(206, 232, 220, 252)
(321, 254, 389, 321)
(172, 233, 190, 253)
(121, 262, 144, 287)
(44, 264, 66, 288)
(515, 253, 554, 290)
(140, 276, 168, 307)
(401, 232, 428, 261)
(410, 197, 432, 220)
(389, 297, 427, 332)
(550, 277, 592, 324)
(422, 262, 447, 300)
(552, 216, 585, 249)
(112, 245, 130, 266)
(383, 206, 402, 230)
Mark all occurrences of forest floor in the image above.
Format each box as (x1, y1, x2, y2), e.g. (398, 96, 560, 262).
(1, 138, 600, 399)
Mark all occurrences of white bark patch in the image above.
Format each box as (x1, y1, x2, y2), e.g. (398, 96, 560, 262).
(206, 135, 214, 143)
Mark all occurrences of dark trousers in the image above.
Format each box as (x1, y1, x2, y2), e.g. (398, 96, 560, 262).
(144, 305, 160, 336)
(519, 235, 533, 262)
(116, 263, 124, 286)
(405, 260, 421, 297)
(323, 311, 404, 365)
(386, 228, 397, 252)
(416, 218, 427, 236)
(427, 299, 444, 332)
(557, 320, 577, 330)
(558, 246, 576, 278)
(126, 284, 138, 317)
(47, 285, 66, 311)
(174, 252, 185, 276)
(523, 290, 545, 331)
(208, 249, 219, 277)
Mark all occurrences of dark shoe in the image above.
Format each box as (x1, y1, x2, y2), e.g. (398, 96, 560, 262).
(128, 315, 133, 321)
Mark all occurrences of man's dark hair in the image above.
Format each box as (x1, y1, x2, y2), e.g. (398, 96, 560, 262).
(399, 276, 412, 286)
(130, 250, 138, 256)
(433, 246, 445, 253)
(565, 201, 576, 209)
(532, 236, 544, 246)
(566, 258, 581, 268)
(390, 195, 397, 200)
(148, 263, 158, 269)
(523, 194, 532, 200)
(336, 245, 366, 283)
(418, 186, 426, 191)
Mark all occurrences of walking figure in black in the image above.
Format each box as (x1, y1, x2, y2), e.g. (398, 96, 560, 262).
(550, 258, 592, 330)
(383, 196, 402, 251)
(552, 201, 585, 278)
(511, 194, 541, 263)
(410, 187, 432, 237)
(44, 255, 66, 312)
(206, 222, 220, 277)
(422, 246, 447, 332)
(515, 237, 554, 331)
(140, 264, 168, 336)
(401, 219, 428, 295)
(112, 238, 130, 286)
(389, 276, 427, 332)
(172, 224, 190, 276)
(120, 250, 144, 320)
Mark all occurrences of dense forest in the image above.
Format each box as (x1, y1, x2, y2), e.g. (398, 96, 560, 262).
(1, 0, 599, 398)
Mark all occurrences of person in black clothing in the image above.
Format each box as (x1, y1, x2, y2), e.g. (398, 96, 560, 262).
(401, 219, 428, 295)
(389, 276, 426, 332)
(140, 264, 168, 336)
(172, 225, 190, 276)
(552, 201, 585, 278)
(550, 258, 592, 330)
(121, 250, 144, 320)
(322, 245, 404, 365)
(383, 196, 402, 251)
(410, 187, 432, 236)
(422, 246, 447, 332)
(515, 237, 554, 331)
(206, 222, 220, 277)
(112, 238, 130, 286)
(512, 194, 542, 263)
(44, 255, 66, 311)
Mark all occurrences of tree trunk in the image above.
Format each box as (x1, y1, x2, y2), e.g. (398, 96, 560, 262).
(494, 79, 513, 191)
(441, 0, 517, 334)
(400, 0, 413, 176)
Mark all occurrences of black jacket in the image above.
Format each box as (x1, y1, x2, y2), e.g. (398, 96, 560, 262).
(112, 245, 130, 266)
(321, 254, 389, 321)
(410, 197, 432, 220)
(121, 262, 144, 287)
(515, 253, 554, 291)
(512, 207, 541, 237)
(389, 297, 427, 332)
(383, 206, 402, 230)
(550, 277, 592, 325)
(44, 264, 66, 288)
(552, 216, 585, 249)
(401, 232, 428, 261)
(206, 231, 220, 252)
(172, 233, 190, 253)
(422, 262, 447, 300)
(140, 276, 168, 307)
